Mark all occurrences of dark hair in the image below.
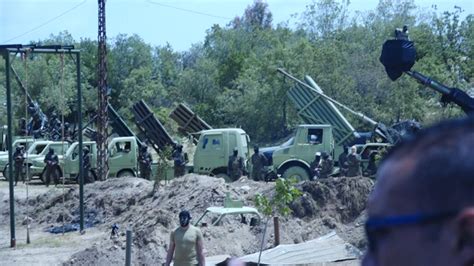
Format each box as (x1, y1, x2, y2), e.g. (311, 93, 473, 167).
(179, 210, 191, 219)
(380, 117, 474, 211)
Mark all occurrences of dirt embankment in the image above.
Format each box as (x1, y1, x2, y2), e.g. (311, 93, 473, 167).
(0, 175, 373, 265)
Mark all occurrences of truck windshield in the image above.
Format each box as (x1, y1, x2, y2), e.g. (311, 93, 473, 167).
(28, 144, 47, 155)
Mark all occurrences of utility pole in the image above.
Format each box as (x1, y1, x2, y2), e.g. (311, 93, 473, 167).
(97, 0, 109, 180)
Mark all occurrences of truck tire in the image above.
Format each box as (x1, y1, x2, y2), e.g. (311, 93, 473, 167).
(117, 169, 135, 178)
(282, 166, 310, 181)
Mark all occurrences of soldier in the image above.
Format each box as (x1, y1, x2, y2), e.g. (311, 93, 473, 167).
(338, 145, 349, 176)
(172, 144, 186, 178)
(138, 145, 152, 180)
(227, 148, 244, 181)
(17, 118, 28, 136)
(310, 152, 321, 180)
(43, 148, 59, 187)
(347, 145, 361, 177)
(318, 151, 334, 179)
(13, 146, 25, 186)
(83, 147, 93, 183)
(250, 145, 267, 181)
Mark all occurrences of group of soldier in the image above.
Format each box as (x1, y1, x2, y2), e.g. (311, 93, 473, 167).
(226, 144, 365, 182)
(17, 102, 72, 142)
(310, 145, 362, 179)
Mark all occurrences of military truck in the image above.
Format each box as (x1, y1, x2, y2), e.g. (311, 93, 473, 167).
(29, 136, 140, 183)
(191, 128, 249, 181)
(0, 138, 35, 157)
(2, 140, 69, 181)
(258, 124, 335, 180)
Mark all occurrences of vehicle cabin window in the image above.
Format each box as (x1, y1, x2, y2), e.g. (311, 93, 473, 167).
(202, 135, 222, 151)
(34, 144, 47, 155)
(115, 141, 131, 153)
(72, 145, 93, 160)
(307, 129, 323, 144)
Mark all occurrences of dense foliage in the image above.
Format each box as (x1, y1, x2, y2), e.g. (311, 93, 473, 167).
(0, 0, 472, 144)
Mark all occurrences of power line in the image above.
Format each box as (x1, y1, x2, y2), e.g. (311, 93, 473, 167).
(146, 0, 232, 20)
(2, 0, 87, 43)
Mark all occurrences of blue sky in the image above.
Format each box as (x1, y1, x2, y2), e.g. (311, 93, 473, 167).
(1, 0, 473, 51)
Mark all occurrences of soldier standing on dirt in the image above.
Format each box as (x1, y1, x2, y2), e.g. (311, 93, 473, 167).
(228, 148, 244, 181)
(83, 147, 93, 183)
(43, 148, 59, 187)
(165, 210, 205, 266)
(251, 145, 267, 181)
(318, 151, 333, 179)
(310, 152, 321, 180)
(138, 145, 152, 180)
(338, 145, 349, 176)
(13, 146, 25, 186)
(347, 146, 361, 177)
(172, 144, 187, 178)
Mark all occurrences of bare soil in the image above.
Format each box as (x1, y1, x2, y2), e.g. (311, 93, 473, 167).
(0, 175, 373, 265)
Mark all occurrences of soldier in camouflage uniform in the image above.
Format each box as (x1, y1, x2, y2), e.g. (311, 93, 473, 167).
(172, 145, 186, 178)
(347, 146, 361, 177)
(227, 148, 244, 181)
(43, 148, 59, 186)
(318, 151, 333, 179)
(13, 146, 25, 186)
(138, 145, 153, 180)
(251, 146, 267, 181)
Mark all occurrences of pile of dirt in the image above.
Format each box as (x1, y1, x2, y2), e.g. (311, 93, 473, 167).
(1, 175, 373, 265)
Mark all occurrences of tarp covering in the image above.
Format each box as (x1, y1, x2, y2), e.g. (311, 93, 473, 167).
(238, 232, 361, 265)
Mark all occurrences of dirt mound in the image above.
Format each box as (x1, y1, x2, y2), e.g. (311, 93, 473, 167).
(291, 177, 374, 223)
(2, 175, 372, 265)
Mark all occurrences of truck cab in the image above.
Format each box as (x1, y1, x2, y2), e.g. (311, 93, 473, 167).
(193, 128, 249, 180)
(0, 138, 35, 157)
(262, 125, 334, 181)
(108, 137, 138, 177)
(2, 140, 69, 180)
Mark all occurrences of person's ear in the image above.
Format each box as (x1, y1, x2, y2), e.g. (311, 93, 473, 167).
(453, 207, 474, 264)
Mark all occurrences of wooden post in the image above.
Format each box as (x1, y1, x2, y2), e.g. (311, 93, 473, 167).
(273, 216, 280, 246)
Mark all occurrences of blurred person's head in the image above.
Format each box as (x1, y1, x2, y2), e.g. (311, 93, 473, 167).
(363, 117, 474, 266)
(179, 210, 191, 228)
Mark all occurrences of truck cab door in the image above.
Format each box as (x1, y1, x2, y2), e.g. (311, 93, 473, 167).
(299, 128, 325, 163)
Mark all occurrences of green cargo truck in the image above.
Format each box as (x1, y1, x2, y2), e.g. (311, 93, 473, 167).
(191, 128, 249, 181)
(29, 136, 140, 183)
(2, 140, 69, 181)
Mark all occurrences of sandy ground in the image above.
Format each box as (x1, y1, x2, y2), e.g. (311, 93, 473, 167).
(0, 175, 370, 265)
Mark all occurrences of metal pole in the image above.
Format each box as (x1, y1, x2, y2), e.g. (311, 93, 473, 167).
(273, 216, 280, 247)
(5, 51, 16, 248)
(77, 52, 84, 233)
(125, 229, 132, 266)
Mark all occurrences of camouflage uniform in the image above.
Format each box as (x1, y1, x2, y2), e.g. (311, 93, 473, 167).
(251, 152, 267, 181)
(227, 154, 244, 181)
(347, 153, 361, 177)
(138, 148, 153, 180)
(338, 151, 349, 176)
(13, 147, 25, 185)
(43, 149, 59, 186)
(319, 156, 333, 179)
(172, 146, 186, 178)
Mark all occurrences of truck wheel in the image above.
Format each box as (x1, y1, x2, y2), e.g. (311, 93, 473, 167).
(282, 166, 310, 181)
(216, 173, 233, 183)
(117, 170, 135, 178)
